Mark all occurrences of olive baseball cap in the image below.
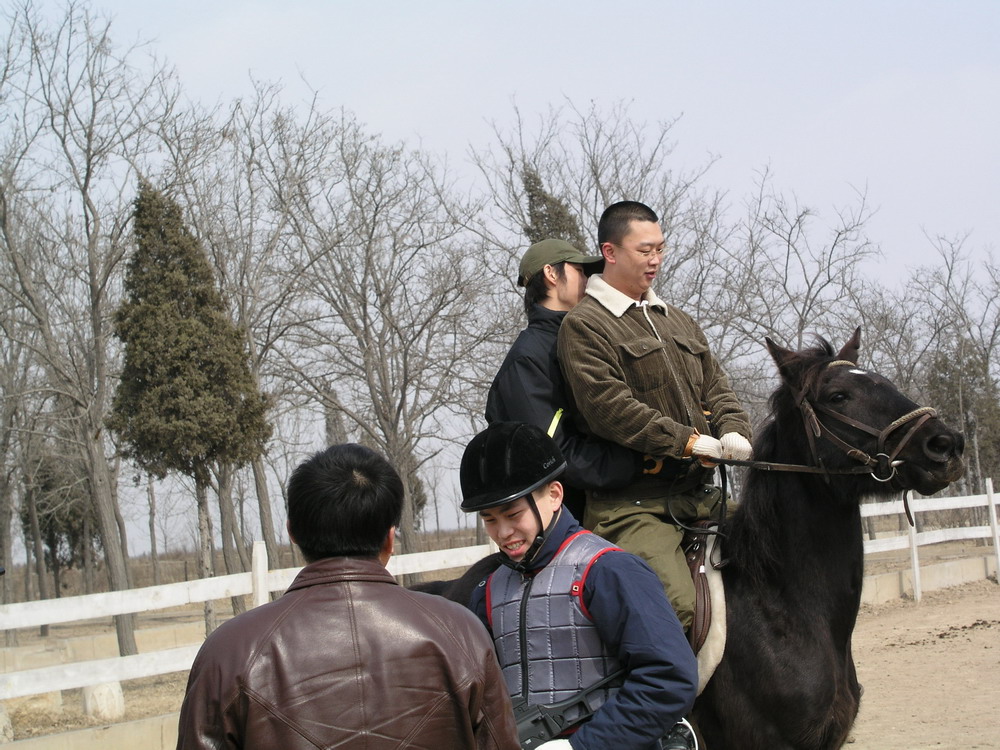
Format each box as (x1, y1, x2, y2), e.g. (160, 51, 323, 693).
(517, 238, 604, 287)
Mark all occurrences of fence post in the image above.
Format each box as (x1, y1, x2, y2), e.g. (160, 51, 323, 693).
(907, 491, 922, 602)
(252, 541, 268, 608)
(986, 478, 999, 583)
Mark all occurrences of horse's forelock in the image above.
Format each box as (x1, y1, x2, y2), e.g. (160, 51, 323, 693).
(771, 337, 844, 405)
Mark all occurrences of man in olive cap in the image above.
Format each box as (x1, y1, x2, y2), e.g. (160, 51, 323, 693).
(486, 239, 643, 518)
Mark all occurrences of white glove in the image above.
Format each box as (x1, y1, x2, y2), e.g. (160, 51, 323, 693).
(720, 432, 752, 460)
(536, 741, 573, 750)
(690, 434, 723, 461)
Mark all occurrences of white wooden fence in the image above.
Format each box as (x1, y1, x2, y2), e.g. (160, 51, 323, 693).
(1, 479, 997, 702)
(0, 543, 496, 700)
(861, 478, 999, 602)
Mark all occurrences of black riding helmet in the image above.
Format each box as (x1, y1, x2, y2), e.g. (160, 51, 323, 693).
(460, 422, 567, 570)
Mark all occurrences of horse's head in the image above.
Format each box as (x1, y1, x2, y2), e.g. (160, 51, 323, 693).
(765, 328, 965, 496)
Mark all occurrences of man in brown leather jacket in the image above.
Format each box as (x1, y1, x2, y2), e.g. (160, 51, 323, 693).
(176, 443, 519, 750)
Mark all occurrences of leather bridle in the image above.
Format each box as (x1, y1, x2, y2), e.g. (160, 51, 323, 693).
(719, 360, 936, 484)
(705, 360, 937, 531)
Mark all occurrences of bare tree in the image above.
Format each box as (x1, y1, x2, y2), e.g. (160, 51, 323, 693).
(155, 83, 340, 567)
(0, 1, 181, 654)
(0, 296, 34, 626)
(275, 120, 494, 550)
(701, 170, 881, 415)
(908, 239, 1000, 493)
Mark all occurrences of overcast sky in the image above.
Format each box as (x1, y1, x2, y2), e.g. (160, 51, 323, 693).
(38, 0, 999, 277)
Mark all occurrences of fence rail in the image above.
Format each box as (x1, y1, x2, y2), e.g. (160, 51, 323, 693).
(2, 481, 997, 701)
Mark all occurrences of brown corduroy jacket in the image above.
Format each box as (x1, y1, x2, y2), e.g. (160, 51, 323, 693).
(558, 275, 752, 498)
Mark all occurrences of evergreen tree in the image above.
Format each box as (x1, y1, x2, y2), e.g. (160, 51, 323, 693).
(20, 450, 98, 597)
(109, 182, 270, 631)
(521, 165, 590, 251)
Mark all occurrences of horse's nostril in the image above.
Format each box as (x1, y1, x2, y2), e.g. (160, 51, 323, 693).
(924, 432, 963, 460)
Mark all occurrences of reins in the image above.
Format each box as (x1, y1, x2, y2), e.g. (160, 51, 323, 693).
(696, 359, 937, 541)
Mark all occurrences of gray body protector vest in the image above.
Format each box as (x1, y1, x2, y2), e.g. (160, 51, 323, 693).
(487, 530, 623, 719)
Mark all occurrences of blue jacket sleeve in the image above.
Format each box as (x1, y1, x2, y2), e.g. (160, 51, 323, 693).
(487, 354, 640, 491)
(569, 552, 698, 750)
(468, 575, 491, 633)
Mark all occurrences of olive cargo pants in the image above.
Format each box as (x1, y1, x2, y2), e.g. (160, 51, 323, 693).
(584, 484, 723, 632)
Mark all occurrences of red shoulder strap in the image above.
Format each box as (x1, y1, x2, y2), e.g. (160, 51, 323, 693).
(573, 546, 622, 621)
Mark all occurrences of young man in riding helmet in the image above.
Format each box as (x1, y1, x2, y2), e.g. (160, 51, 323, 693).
(461, 422, 699, 750)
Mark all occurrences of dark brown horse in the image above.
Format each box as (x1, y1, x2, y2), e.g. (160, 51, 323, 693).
(418, 329, 965, 749)
(692, 329, 964, 749)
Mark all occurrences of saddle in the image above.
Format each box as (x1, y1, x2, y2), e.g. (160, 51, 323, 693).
(682, 521, 726, 694)
(682, 521, 716, 653)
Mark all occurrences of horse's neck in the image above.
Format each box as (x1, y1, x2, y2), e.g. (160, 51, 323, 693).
(734, 472, 865, 602)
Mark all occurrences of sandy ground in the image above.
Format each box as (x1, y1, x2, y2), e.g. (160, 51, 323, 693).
(6, 564, 999, 747)
(847, 579, 1000, 750)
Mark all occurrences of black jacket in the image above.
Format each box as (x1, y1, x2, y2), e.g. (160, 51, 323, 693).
(485, 305, 639, 505)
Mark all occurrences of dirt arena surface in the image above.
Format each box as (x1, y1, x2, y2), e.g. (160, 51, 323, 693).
(6, 559, 999, 747)
(848, 579, 1000, 750)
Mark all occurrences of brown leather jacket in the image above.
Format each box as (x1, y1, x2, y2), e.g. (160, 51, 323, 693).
(176, 557, 519, 750)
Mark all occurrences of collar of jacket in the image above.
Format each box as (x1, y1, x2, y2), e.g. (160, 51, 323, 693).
(521, 506, 584, 574)
(286, 556, 397, 593)
(527, 303, 568, 329)
(584, 274, 669, 317)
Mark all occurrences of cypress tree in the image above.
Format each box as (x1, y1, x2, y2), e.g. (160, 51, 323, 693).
(109, 182, 270, 630)
(521, 165, 590, 251)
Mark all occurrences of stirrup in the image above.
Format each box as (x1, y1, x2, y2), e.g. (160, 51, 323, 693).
(660, 717, 698, 750)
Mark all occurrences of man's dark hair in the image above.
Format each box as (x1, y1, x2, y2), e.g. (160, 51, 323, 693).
(597, 201, 659, 247)
(287, 443, 404, 562)
(522, 261, 566, 315)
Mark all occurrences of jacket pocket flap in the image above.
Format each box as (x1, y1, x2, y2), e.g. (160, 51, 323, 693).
(620, 338, 666, 359)
(671, 334, 708, 356)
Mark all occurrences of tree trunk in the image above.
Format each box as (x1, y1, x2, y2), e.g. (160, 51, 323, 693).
(251, 456, 280, 569)
(26, 490, 50, 637)
(83, 514, 94, 594)
(110, 459, 133, 589)
(0, 470, 17, 645)
(967, 423, 987, 527)
(195, 475, 218, 635)
(216, 463, 248, 615)
(23, 545, 33, 600)
(864, 515, 877, 542)
(84, 435, 137, 655)
(51, 550, 62, 599)
(147, 478, 160, 586)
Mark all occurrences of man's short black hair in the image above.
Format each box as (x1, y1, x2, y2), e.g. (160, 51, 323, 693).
(597, 201, 659, 247)
(522, 261, 566, 314)
(287, 443, 404, 562)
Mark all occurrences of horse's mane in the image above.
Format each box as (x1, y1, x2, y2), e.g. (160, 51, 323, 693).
(723, 338, 839, 586)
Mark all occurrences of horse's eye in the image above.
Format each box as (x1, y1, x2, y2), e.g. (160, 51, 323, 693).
(829, 392, 848, 404)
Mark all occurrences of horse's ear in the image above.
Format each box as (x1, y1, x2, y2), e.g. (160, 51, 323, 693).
(765, 337, 801, 382)
(835, 327, 862, 365)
